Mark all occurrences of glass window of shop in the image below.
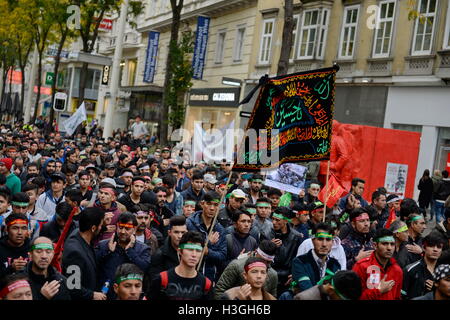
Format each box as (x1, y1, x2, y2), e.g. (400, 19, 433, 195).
(434, 127, 450, 172)
(185, 107, 236, 135)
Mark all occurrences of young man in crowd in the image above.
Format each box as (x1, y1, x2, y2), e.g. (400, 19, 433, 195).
(186, 191, 226, 282)
(22, 236, 71, 300)
(217, 189, 246, 229)
(252, 197, 273, 241)
(341, 208, 374, 270)
(40, 202, 77, 243)
(36, 172, 66, 220)
(147, 231, 213, 300)
(352, 228, 403, 300)
(225, 210, 258, 264)
(22, 183, 48, 231)
(388, 220, 417, 269)
(93, 182, 124, 241)
(338, 178, 368, 210)
(113, 263, 145, 300)
(148, 215, 187, 275)
(402, 234, 446, 299)
(117, 176, 150, 212)
(413, 264, 450, 300)
(246, 174, 264, 205)
(0, 214, 31, 279)
(267, 188, 282, 211)
(221, 257, 276, 300)
(181, 171, 205, 203)
(10, 192, 40, 240)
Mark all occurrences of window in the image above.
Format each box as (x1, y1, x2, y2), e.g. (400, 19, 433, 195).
(290, 14, 300, 61)
(411, 0, 437, 55)
(338, 5, 360, 59)
(215, 30, 226, 64)
(443, 0, 450, 49)
(316, 8, 330, 59)
(128, 59, 137, 86)
(259, 18, 275, 64)
(233, 27, 245, 62)
(373, 1, 396, 58)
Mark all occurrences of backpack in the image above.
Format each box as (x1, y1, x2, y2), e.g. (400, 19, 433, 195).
(159, 271, 212, 293)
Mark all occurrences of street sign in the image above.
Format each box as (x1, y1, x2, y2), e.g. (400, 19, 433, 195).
(239, 111, 252, 118)
(99, 19, 113, 31)
(45, 72, 54, 86)
(53, 92, 67, 112)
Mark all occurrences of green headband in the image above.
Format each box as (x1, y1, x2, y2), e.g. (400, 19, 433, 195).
(408, 215, 424, 223)
(332, 278, 349, 300)
(316, 269, 349, 300)
(184, 201, 197, 206)
(272, 213, 292, 223)
(246, 208, 256, 214)
(30, 243, 54, 251)
(251, 179, 263, 183)
(116, 274, 144, 284)
(11, 201, 29, 207)
(179, 243, 203, 251)
(256, 202, 271, 208)
(375, 236, 395, 243)
(394, 225, 408, 233)
(152, 178, 162, 184)
(314, 232, 333, 239)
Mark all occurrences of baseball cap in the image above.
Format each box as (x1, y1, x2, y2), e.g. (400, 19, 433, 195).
(105, 163, 116, 169)
(50, 172, 66, 182)
(101, 178, 117, 188)
(204, 174, 217, 184)
(231, 189, 246, 199)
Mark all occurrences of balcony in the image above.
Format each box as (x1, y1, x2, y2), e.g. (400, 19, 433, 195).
(436, 50, 450, 79)
(289, 59, 325, 73)
(98, 32, 141, 54)
(366, 58, 393, 77)
(404, 55, 436, 75)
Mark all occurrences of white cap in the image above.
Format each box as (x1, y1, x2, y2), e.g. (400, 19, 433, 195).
(101, 177, 117, 188)
(231, 189, 246, 199)
(204, 173, 217, 184)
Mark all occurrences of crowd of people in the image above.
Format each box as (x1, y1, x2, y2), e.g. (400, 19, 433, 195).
(0, 118, 449, 301)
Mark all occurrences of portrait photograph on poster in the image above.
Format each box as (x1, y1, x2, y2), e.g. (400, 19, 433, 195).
(384, 162, 408, 198)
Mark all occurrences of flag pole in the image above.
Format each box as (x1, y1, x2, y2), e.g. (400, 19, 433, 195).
(323, 160, 331, 222)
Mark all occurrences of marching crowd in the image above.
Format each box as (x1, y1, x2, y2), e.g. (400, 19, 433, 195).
(0, 117, 449, 301)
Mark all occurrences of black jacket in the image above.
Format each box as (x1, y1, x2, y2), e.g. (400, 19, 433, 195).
(260, 225, 302, 286)
(148, 237, 179, 276)
(225, 231, 258, 264)
(0, 236, 31, 279)
(402, 259, 434, 300)
(217, 205, 239, 228)
(62, 230, 98, 300)
(22, 262, 71, 300)
(40, 218, 78, 243)
(418, 177, 434, 208)
(434, 178, 450, 201)
(394, 241, 420, 269)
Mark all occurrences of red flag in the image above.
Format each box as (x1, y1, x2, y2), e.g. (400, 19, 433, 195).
(51, 206, 78, 272)
(318, 174, 346, 208)
(384, 207, 397, 229)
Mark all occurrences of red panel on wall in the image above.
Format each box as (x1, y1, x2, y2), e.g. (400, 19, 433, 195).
(319, 121, 421, 202)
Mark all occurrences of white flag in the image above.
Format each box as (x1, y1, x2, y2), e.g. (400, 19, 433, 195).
(63, 102, 87, 136)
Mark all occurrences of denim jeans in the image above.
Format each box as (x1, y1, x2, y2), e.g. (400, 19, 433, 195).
(435, 201, 446, 224)
(429, 197, 436, 220)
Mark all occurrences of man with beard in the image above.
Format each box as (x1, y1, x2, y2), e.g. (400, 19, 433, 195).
(113, 263, 145, 300)
(152, 186, 175, 237)
(133, 204, 160, 253)
(353, 228, 403, 300)
(40, 158, 56, 188)
(62, 207, 106, 300)
(289, 223, 341, 298)
(217, 189, 246, 229)
(341, 208, 375, 270)
(245, 174, 264, 205)
(96, 212, 151, 300)
(260, 207, 302, 295)
(21, 237, 71, 300)
(0, 214, 31, 279)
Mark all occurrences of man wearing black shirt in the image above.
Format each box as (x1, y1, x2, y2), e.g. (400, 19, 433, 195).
(147, 231, 212, 300)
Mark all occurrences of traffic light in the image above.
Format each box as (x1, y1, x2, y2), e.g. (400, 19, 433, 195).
(53, 92, 67, 111)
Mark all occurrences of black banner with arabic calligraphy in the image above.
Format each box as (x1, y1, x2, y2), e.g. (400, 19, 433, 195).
(233, 66, 338, 171)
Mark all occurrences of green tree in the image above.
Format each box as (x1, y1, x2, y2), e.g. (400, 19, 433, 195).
(167, 28, 195, 130)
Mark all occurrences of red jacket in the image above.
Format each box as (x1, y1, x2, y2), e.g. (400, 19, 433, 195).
(352, 251, 403, 300)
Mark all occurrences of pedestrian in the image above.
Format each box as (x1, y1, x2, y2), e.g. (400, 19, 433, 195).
(418, 169, 434, 219)
(434, 170, 450, 224)
(220, 257, 276, 300)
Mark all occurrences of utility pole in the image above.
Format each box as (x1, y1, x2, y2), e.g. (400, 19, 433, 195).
(24, 46, 39, 124)
(103, 0, 129, 139)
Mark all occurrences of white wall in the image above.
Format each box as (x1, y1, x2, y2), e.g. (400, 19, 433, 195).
(384, 86, 450, 199)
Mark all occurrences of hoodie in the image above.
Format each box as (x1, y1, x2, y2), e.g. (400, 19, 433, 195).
(41, 157, 56, 185)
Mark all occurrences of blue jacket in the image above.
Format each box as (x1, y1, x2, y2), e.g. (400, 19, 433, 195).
(181, 186, 205, 203)
(186, 211, 227, 282)
(292, 249, 341, 292)
(95, 238, 151, 299)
